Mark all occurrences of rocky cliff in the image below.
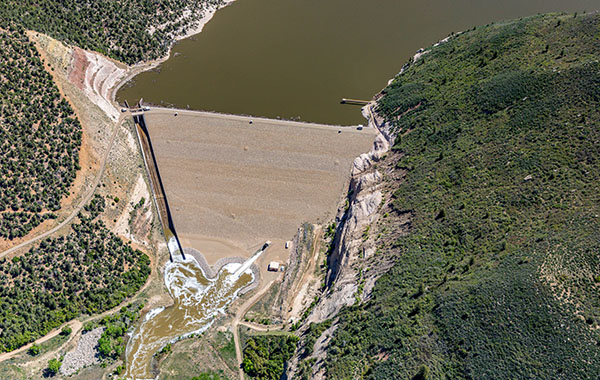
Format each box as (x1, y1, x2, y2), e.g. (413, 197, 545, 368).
(283, 47, 435, 379)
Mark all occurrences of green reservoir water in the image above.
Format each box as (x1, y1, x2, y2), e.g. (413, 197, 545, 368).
(117, 0, 596, 125)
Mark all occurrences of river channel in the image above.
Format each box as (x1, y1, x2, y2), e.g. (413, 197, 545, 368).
(116, 0, 594, 125)
(125, 256, 253, 379)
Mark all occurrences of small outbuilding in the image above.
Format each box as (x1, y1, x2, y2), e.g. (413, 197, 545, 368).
(268, 262, 280, 272)
(285, 241, 292, 249)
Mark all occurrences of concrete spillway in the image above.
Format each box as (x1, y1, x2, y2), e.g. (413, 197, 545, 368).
(133, 113, 185, 260)
(229, 241, 270, 282)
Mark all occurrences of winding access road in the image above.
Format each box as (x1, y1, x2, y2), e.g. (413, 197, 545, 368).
(0, 114, 124, 259)
(0, 320, 83, 363)
(232, 279, 281, 380)
(0, 114, 126, 363)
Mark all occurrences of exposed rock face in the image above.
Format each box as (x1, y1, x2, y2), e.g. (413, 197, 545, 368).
(309, 107, 390, 324)
(284, 106, 393, 380)
(272, 224, 316, 322)
(31, 32, 129, 123)
(68, 47, 126, 121)
(284, 43, 450, 380)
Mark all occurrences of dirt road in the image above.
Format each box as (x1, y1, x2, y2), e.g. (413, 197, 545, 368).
(0, 267, 157, 366)
(0, 320, 82, 363)
(232, 279, 281, 380)
(237, 321, 283, 332)
(0, 114, 124, 259)
(0, 113, 132, 365)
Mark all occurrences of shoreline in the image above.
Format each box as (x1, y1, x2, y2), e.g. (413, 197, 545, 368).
(138, 104, 367, 128)
(110, 0, 236, 107)
(140, 106, 373, 130)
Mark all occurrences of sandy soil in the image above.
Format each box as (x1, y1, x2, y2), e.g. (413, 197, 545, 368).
(143, 110, 376, 262)
(174, 0, 236, 44)
(113, 173, 153, 247)
(182, 236, 250, 266)
(67, 46, 126, 121)
(287, 227, 322, 322)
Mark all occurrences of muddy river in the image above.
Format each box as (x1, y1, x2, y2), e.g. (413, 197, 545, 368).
(116, 0, 594, 125)
(125, 256, 253, 379)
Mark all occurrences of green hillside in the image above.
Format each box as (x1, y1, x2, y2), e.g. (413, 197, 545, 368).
(0, 26, 81, 239)
(0, 194, 150, 352)
(0, 0, 219, 64)
(325, 12, 600, 379)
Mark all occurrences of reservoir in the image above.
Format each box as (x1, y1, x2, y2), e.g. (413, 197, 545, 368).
(116, 0, 594, 125)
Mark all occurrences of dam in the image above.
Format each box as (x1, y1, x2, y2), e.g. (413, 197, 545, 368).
(139, 108, 376, 266)
(126, 107, 377, 378)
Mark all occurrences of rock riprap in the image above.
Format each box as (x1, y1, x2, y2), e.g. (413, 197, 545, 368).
(60, 327, 104, 376)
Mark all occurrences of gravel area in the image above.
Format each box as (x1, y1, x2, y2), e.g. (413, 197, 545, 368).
(60, 327, 104, 376)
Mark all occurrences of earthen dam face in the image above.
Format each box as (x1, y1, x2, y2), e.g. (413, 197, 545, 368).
(143, 109, 377, 265)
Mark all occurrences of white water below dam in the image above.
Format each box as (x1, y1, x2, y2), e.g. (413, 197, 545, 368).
(124, 254, 255, 379)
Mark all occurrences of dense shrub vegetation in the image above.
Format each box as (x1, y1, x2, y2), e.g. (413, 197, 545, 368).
(189, 371, 230, 380)
(0, 26, 81, 239)
(242, 334, 298, 380)
(0, 0, 220, 65)
(0, 195, 151, 352)
(46, 357, 62, 376)
(325, 13, 600, 380)
(92, 303, 144, 360)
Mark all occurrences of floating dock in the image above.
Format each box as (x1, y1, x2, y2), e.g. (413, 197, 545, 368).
(340, 98, 370, 106)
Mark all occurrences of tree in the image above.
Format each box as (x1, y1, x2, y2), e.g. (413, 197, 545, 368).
(28, 343, 40, 356)
(60, 326, 72, 336)
(46, 358, 61, 376)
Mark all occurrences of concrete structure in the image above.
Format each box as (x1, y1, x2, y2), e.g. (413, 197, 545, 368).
(132, 113, 185, 261)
